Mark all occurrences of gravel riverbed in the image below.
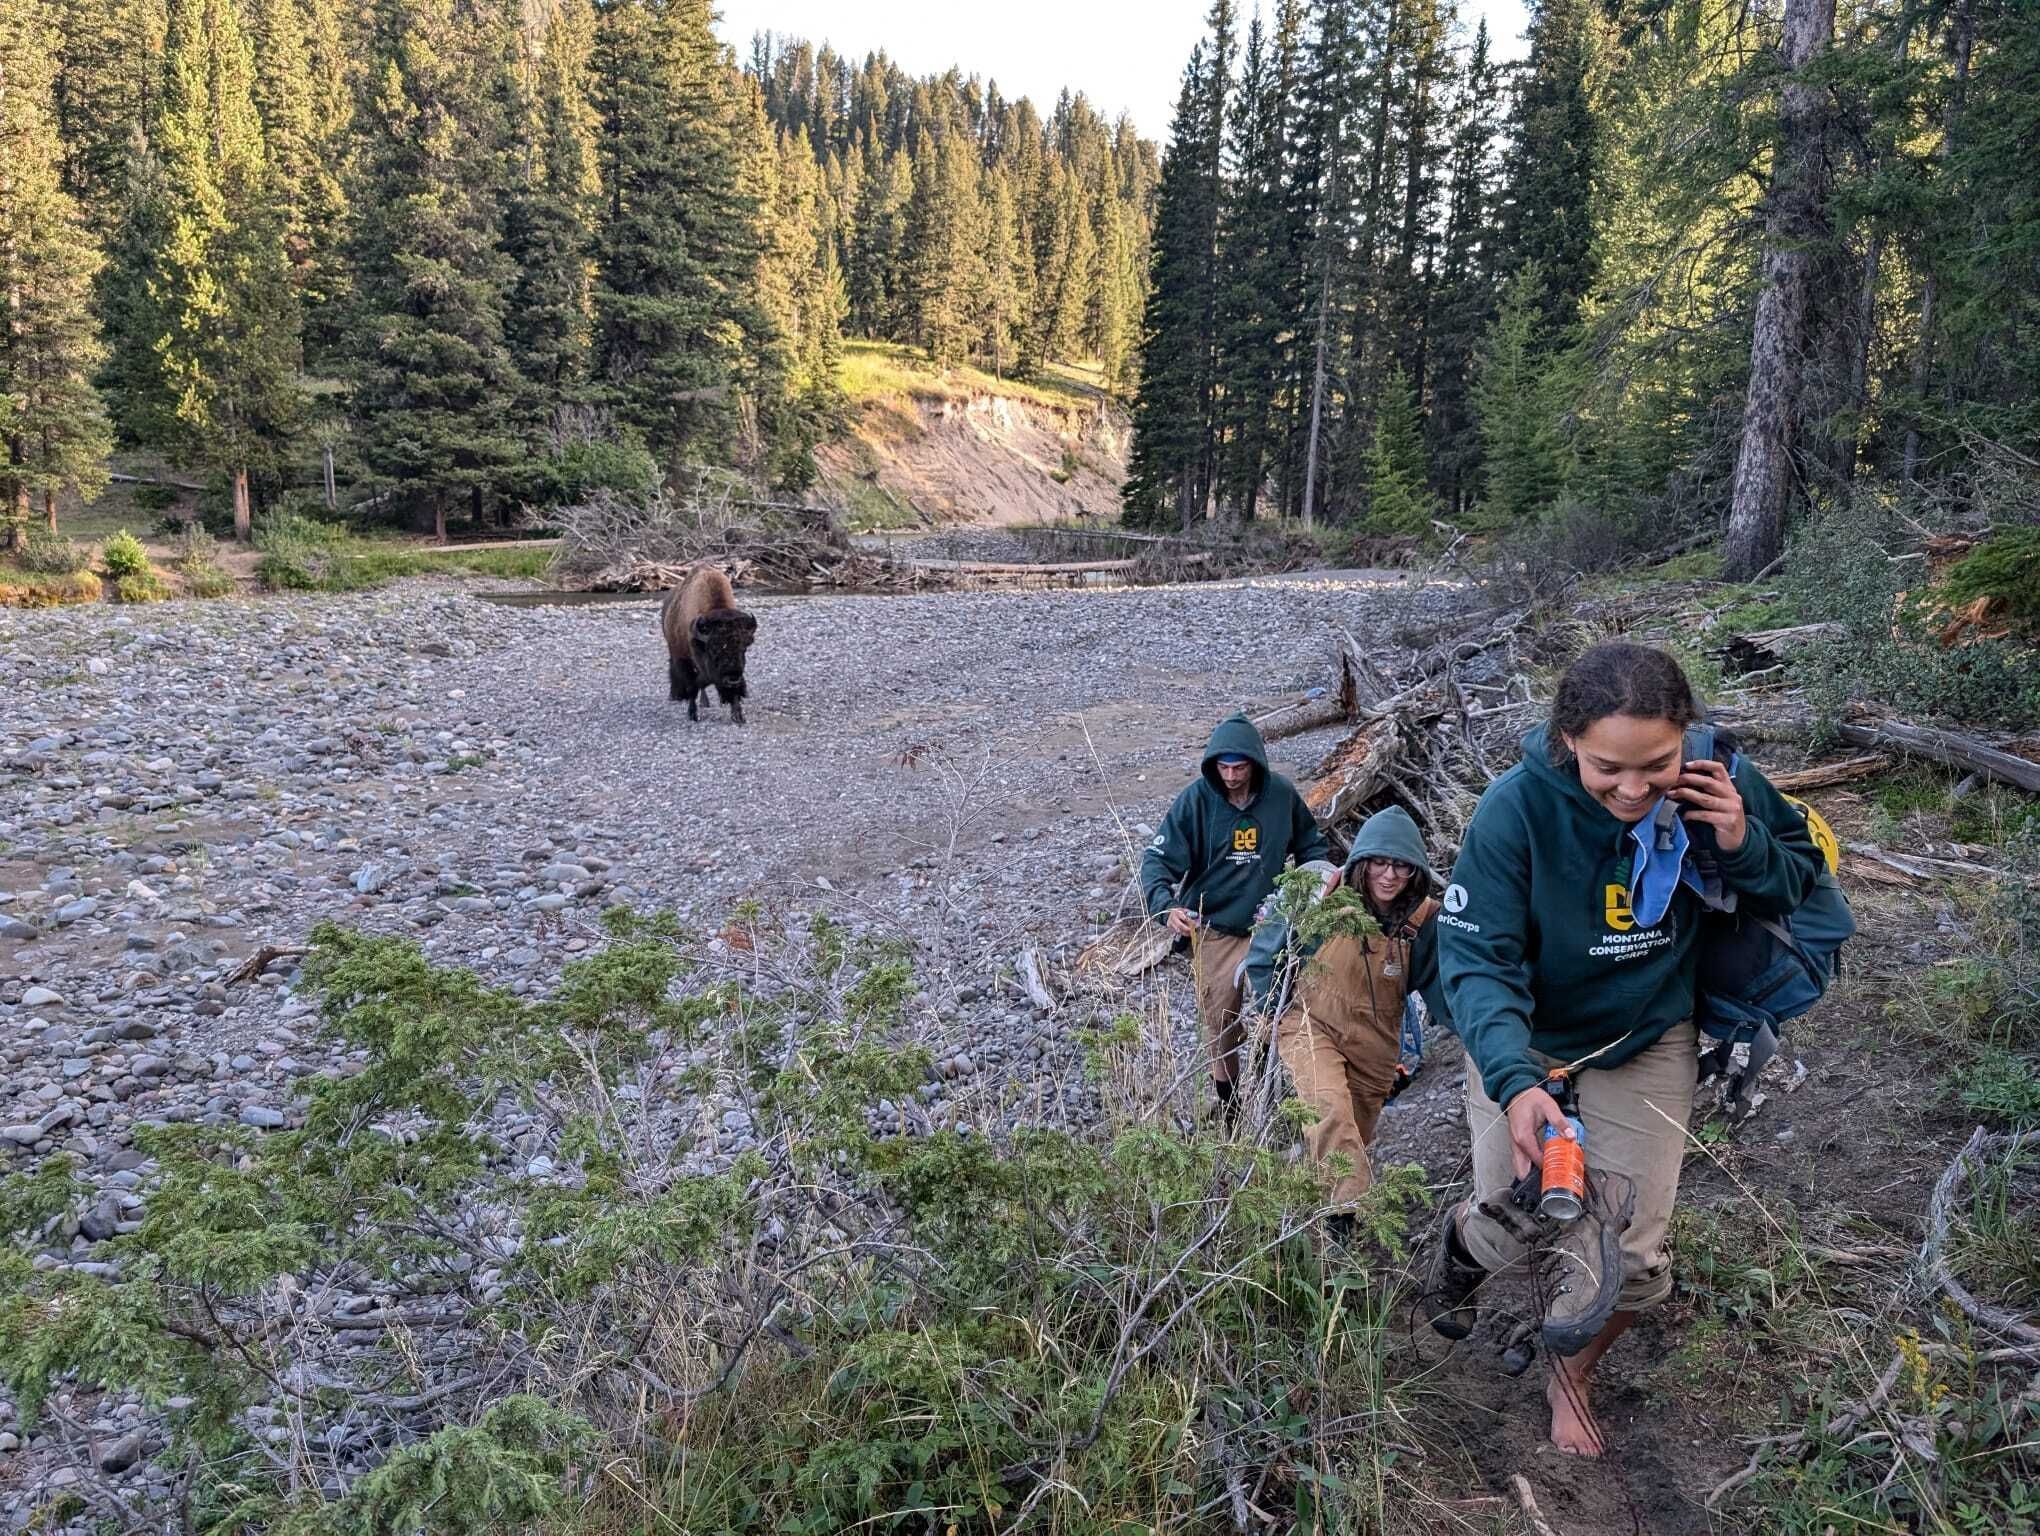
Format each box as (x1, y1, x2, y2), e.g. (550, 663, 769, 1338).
(0, 569, 1466, 1522)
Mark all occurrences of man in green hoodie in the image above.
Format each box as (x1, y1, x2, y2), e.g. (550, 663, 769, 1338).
(1142, 713, 1330, 1114)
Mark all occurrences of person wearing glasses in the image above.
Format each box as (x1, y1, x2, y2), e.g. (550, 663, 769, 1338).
(1243, 805, 1445, 1237)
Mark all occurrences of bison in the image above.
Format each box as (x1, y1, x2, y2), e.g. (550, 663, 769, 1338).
(661, 566, 758, 724)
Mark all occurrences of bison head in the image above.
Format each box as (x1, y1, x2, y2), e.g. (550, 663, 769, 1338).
(691, 608, 757, 690)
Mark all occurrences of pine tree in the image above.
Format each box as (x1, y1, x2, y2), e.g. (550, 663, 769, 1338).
(1496, 0, 1600, 337)
(97, 128, 175, 446)
(348, 0, 524, 539)
(2, 2, 115, 547)
(1123, 48, 1215, 527)
(246, 0, 351, 366)
(49, 0, 168, 241)
(975, 170, 1024, 377)
(151, 0, 302, 538)
(1361, 363, 1434, 534)
(590, 0, 764, 475)
(503, 0, 598, 423)
(1212, 8, 1288, 520)
(846, 139, 910, 336)
(1022, 157, 1094, 372)
(1427, 18, 1502, 516)
(903, 129, 983, 365)
(1470, 268, 1564, 526)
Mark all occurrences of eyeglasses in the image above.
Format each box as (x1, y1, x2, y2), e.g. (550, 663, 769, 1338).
(1361, 857, 1417, 875)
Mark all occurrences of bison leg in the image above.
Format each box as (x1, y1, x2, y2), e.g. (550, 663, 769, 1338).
(715, 679, 747, 726)
(676, 657, 703, 718)
(668, 654, 688, 702)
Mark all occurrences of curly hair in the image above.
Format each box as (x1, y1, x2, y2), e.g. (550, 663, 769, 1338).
(1547, 642, 1701, 765)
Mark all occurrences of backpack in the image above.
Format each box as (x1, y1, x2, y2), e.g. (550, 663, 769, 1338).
(1682, 724, 1856, 1116)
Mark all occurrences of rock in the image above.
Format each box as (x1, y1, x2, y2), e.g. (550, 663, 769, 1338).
(21, 986, 64, 1009)
(98, 1431, 146, 1473)
(0, 918, 38, 941)
(0, 1125, 40, 1147)
(55, 897, 99, 925)
(238, 1105, 287, 1130)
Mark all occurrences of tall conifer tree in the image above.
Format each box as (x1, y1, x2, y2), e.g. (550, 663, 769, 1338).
(590, 0, 765, 476)
(347, 0, 523, 538)
(1, 3, 115, 546)
(152, 0, 302, 538)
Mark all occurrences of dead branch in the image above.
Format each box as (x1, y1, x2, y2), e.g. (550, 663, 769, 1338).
(1922, 1128, 2040, 1348)
(228, 945, 308, 986)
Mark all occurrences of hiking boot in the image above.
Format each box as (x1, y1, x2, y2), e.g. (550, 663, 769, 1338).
(1386, 1061, 1416, 1104)
(1419, 1203, 1485, 1340)
(1538, 1219, 1624, 1358)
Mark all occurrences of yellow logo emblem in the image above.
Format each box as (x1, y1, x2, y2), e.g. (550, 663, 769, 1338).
(1233, 826, 1259, 853)
(1605, 883, 1635, 931)
(1781, 794, 1841, 873)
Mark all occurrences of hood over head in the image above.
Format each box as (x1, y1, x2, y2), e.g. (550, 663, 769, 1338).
(1342, 804, 1440, 886)
(1201, 712, 1270, 797)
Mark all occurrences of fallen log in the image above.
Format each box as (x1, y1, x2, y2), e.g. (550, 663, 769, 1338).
(1765, 754, 1890, 792)
(1831, 719, 2040, 794)
(1845, 842, 2035, 884)
(1301, 713, 1412, 831)
(1709, 710, 2040, 794)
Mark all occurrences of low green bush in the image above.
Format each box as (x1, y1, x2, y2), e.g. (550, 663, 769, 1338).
(99, 529, 151, 580)
(0, 910, 1425, 1534)
(12, 527, 90, 576)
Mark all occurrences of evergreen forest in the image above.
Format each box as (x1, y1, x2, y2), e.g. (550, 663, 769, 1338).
(1125, 0, 2039, 581)
(0, 0, 1156, 544)
(2, 0, 2035, 579)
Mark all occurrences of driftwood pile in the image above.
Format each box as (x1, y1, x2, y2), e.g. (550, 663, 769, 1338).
(548, 486, 938, 593)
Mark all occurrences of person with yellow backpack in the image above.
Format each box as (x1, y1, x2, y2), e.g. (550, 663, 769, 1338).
(1422, 642, 1837, 1458)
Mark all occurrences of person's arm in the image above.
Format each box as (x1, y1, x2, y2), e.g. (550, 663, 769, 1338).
(1437, 802, 1543, 1111)
(1140, 789, 1197, 922)
(1721, 762, 1824, 916)
(1239, 910, 1293, 1009)
(1290, 794, 1331, 867)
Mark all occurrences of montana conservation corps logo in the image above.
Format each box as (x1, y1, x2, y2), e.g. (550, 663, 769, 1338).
(1233, 826, 1259, 853)
(1605, 882, 1635, 931)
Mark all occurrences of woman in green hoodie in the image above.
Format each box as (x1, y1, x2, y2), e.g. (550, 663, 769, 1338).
(1425, 642, 1822, 1458)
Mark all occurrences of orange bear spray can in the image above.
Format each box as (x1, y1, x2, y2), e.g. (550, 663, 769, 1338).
(1537, 1071, 1587, 1223)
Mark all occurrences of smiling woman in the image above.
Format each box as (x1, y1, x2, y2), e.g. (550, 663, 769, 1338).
(1427, 640, 1826, 1461)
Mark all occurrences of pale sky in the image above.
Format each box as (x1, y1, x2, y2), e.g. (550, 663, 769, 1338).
(714, 1, 1532, 144)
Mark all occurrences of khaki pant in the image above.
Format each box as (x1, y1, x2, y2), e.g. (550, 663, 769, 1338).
(1192, 929, 1253, 1085)
(1460, 1021, 1699, 1312)
(1276, 1000, 1398, 1207)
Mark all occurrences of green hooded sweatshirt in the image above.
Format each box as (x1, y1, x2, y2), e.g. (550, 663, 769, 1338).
(1439, 723, 1823, 1110)
(1141, 713, 1330, 936)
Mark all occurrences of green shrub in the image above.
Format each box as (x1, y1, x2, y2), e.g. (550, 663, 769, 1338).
(12, 526, 90, 575)
(1784, 499, 2040, 729)
(113, 569, 168, 603)
(252, 512, 334, 590)
(100, 529, 151, 579)
(172, 526, 235, 598)
(0, 910, 1422, 1535)
(133, 481, 180, 514)
(1942, 526, 2040, 635)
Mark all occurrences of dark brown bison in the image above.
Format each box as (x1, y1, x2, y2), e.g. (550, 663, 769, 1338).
(661, 566, 758, 724)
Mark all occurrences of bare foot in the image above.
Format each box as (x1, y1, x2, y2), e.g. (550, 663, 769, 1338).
(1545, 1372, 1606, 1458)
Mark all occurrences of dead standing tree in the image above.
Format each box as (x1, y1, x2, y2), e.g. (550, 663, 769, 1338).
(1725, 0, 1837, 579)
